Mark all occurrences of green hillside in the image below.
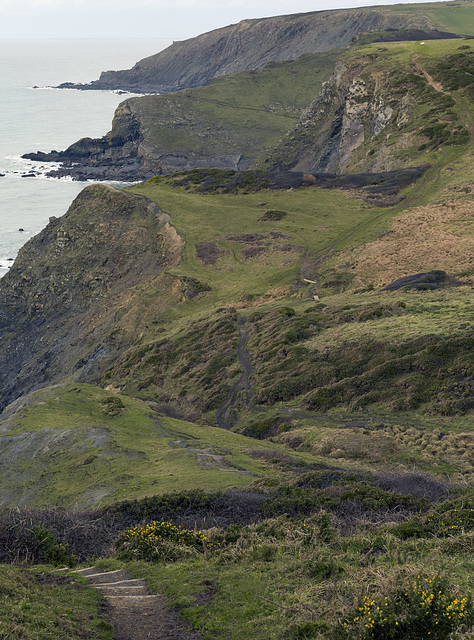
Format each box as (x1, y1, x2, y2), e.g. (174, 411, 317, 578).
(1, 20, 474, 640)
(387, 1, 474, 35)
(0, 383, 315, 508)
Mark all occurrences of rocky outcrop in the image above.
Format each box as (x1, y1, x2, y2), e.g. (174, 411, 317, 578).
(22, 94, 258, 181)
(259, 51, 448, 174)
(0, 185, 183, 412)
(60, 8, 435, 93)
(24, 63, 307, 181)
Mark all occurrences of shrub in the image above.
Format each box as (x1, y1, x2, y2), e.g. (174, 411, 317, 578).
(426, 508, 474, 537)
(340, 574, 474, 639)
(277, 306, 296, 317)
(114, 520, 218, 562)
(258, 209, 288, 222)
(27, 526, 76, 566)
(390, 521, 433, 540)
(100, 396, 125, 415)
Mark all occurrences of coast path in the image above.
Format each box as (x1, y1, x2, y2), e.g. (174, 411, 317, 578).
(74, 566, 200, 640)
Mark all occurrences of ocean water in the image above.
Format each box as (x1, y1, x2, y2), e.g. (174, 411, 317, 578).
(0, 38, 170, 276)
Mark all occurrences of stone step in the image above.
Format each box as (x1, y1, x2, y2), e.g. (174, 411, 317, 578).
(105, 595, 160, 600)
(75, 569, 130, 584)
(73, 566, 102, 576)
(95, 585, 149, 596)
(93, 579, 145, 587)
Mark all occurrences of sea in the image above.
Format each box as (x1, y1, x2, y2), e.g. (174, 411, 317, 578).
(0, 38, 171, 276)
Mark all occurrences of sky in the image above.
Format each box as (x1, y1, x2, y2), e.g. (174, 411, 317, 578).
(0, 0, 441, 40)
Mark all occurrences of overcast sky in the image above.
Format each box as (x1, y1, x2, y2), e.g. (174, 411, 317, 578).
(0, 0, 439, 39)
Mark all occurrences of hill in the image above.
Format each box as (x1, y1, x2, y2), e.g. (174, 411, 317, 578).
(58, 2, 474, 94)
(1, 14, 474, 640)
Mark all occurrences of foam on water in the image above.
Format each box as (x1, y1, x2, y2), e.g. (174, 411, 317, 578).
(0, 38, 170, 277)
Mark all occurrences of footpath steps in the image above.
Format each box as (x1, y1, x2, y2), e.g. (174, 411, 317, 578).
(70, 566, 201, 640)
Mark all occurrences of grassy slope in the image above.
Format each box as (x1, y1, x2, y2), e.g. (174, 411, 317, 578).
(125, 50, 339, 161)
(0, 565, 112, 639)
(127, 177, 387, 311)
(0, 383, 317, 508)
(386, 1, 474, 36)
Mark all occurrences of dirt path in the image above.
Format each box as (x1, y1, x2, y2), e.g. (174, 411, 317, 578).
(74, 567, 200, 640)
(414, 55, 474, 145)
(216, 316, 254, 429)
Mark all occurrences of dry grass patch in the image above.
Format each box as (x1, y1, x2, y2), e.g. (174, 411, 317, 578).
(343, 200, 474, 288)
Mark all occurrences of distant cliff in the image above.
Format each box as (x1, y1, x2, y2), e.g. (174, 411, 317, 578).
(62, 8, 435, 93)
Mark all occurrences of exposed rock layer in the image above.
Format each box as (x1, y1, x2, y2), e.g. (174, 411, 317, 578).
(0, 185, 183, 412)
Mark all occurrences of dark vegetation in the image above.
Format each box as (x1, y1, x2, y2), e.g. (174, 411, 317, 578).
(355, 28, 462, 46)
(382, 270, 449, 291)
(104, 309, 240, 419)
(431, 50, 474, 100)
(155, 166, 431, 196)
(0, 469, 464, 566)
(102, 299, 474, 422)
(245, 305, 474, 415)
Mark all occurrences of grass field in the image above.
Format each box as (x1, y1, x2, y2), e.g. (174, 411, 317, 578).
(385, 1, 474, 36)
(0, 565, 112, 639)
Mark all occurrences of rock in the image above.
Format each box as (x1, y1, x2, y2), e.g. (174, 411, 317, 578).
(0, 185, 184, 412)
(382, 270, 448, 291)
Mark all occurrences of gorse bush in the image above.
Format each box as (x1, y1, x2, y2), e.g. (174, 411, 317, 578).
(115, 520, 218, 562)
(340, 574, 474, 639)
(28, 526, 76, 566)
(426, 507, 474, 537)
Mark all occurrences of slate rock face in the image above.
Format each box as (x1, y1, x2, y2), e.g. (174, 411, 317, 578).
(74, 9, 434, 94)
(0, 184, 183, 412)
(381, 270, 448, 291)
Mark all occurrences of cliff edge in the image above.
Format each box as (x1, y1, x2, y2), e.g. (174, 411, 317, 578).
(62, 8, 435, 93)
(0, 185, 183, 412)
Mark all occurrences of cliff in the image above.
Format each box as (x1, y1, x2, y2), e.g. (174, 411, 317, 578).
(66, 8, 436, 93)
(259, 47, 471, 175)
(0, 185, 183, 412)
(24, 51, 339, 181)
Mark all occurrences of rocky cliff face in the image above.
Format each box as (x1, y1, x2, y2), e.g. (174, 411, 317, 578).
(80, 8, 434, 93)
(260, 55, 390, 173)
(259, 51, 443, 175)
(0, 185, 183, 412)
